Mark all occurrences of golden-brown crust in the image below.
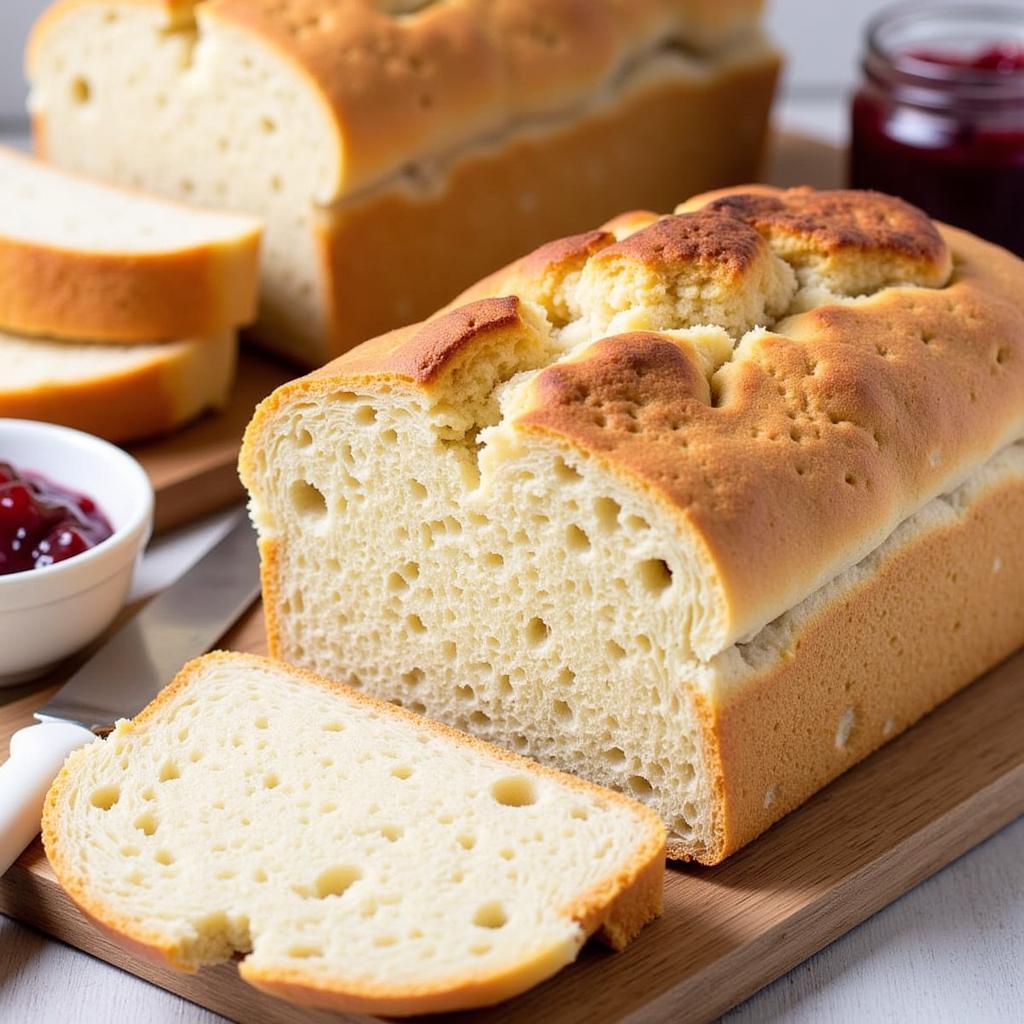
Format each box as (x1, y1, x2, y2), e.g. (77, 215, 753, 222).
(379, 296, 525, 384)
(0, 146, 260, 342)
(43, 650, 666, 1015)
(201, 0, 768, 197)
(595, 209, 767, 276)
(674, 457, 1024, 863)
(0, 332, 236, 442)
(0, 234, 259, 343)
(684, 187, 949, 275)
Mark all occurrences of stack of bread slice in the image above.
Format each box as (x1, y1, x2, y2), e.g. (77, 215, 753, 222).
(0, 146, 261, 442)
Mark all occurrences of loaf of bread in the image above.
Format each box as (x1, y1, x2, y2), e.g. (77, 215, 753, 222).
(43, 652, 665, 1015)
(0, 329, 236, 443)
(0, 146, 260, 343)
(241, 186, 1024, 863)
(28, 0, 779, 367)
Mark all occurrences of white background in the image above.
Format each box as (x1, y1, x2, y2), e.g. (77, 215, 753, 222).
(0, 1, 1022, 1022)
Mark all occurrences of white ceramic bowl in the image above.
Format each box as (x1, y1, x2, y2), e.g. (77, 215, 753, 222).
(0, 420, 153, 685)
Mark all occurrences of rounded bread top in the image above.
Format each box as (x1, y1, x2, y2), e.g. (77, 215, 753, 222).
(274, 186, 1024, 658)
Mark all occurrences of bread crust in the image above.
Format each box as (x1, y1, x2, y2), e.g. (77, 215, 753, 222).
(679, 458, 1024, 862)
(0, 147, 260, 343)
(42, 651, 666, 1014)
(0, 331, 237, 442)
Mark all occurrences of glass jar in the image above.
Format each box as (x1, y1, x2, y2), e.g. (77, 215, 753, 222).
(850, 3, 1024, 256)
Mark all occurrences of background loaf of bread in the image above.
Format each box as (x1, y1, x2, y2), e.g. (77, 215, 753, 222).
(241, 187, 1024, 863)
(27, 0, 779, 366)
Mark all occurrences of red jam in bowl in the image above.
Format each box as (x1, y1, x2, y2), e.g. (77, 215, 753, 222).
(0, 461, 113, 575)
(851, 6, 1024, 256)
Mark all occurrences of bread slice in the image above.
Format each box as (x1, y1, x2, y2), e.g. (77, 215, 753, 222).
(240, 186, 1024, 863)
(0, 329, 236, 442)
(43, 652, 666, 1016)
(0, 146, 260, 342)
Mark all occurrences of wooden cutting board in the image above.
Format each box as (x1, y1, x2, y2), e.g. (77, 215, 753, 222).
(130, 350, 294, 534)
(0, 600, 1021, 1024)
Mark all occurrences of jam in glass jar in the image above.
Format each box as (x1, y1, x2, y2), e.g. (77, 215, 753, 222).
(851, 3, 1024, 256)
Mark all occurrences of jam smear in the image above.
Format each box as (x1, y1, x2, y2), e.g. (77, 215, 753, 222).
(0, 462, 113, 575)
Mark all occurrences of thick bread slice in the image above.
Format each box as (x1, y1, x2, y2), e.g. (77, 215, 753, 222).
(0, 146, 260, 342)
(240, 187, 1024, 862)
(43, 652, 666, 1016)
(0, 329, 236, 442)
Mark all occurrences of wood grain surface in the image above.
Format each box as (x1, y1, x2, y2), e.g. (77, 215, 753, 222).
(0, 600, 1021, 1024)
(131, 351, 293, 534)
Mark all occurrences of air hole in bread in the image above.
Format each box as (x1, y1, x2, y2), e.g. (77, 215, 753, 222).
(525, 617, 550, 646)
(606, 639, 626, 660)
(134, 812, 157, 836)
(381, 428, 398, 444)
(565, 524, 590, 551)
(290, 479, 327, 517)
(70, 76, 91, 105)
(294, 426, 313, 448)
(313, 865, 361, 899)
(89, 784, 120, 811)
(571, 807, 589, 821)
(628, 775, 654, 797)
(391, 765, 413, 780)
(355, 405, 377, 426)
(625, 514, 651, 531)
(120, 844, 139, 857)
(490, 776, 537, 808)
(552, 699, 572, 721)
(380, 825, 403, 842)
(457, 834, 476, 850)
(408, 479, 427, 500)
(322, 721, 343, 732)
(473, 902, 508, 929)
(593, 497, 621, 530)
(158, 762, 180, 783)
(387, 571, 409, 593)
(553, 457, 582, 483)
(637, 558, 673, 594)
(255, 715, 269, 729)
(407, 613, 426, 634)
(155, 849, 175, 866)
(263, 772, 280, 789)
(603, 747, 626, 765)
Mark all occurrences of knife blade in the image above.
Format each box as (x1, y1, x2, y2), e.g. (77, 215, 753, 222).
(0, 509, 262, 875)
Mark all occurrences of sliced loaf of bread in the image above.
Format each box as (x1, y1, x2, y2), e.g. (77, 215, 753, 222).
(0, 329, 236, 442)
(43, 652, 665, 1016)
(0, 146, 261, 342)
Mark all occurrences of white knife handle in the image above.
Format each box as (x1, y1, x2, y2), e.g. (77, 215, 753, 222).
(0, 722, 97, 876)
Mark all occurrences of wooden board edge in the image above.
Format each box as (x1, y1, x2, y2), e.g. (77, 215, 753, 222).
(632, 766, 1024, 1023)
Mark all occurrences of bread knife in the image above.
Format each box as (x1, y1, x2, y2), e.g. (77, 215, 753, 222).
(0, 510, 261, 876)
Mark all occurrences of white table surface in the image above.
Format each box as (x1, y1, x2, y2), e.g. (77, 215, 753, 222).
(2, 92, 1023, 1021)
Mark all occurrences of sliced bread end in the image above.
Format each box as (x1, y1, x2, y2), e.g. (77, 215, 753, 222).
(43, 652, 665, 1015)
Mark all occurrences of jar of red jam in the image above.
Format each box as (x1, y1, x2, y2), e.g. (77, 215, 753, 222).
(851, 3, 1024, 256)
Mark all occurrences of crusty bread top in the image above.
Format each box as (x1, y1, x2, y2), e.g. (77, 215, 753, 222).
(249, 187, 1024, 659)
(30, 0, 766, 198)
